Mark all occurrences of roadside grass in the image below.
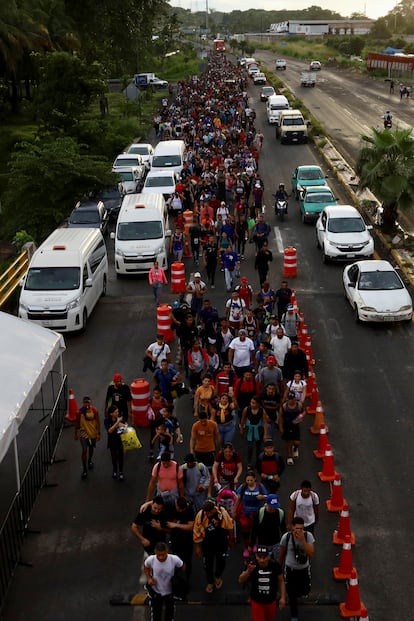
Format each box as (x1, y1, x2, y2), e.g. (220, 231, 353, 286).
(255, 38, 339, 62)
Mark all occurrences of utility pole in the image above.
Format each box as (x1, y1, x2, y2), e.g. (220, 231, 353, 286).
(205, 0, 208, 35)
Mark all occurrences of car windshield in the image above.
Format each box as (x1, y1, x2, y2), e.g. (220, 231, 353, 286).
(129, 146, 149, 155)
(117, 221, 163, 240)
(328, 217, 365, 233)
(263, 88, 274, 94)
(99, 189, 120, 201)
(358, 270, 403, 291)
(306, 193, 333, 203)
(25, 267, 80, 291)
(114, 157, 139, 167)
(299, 169, 324, 180)
(69, 210, 100, 224)
(152, 155, 181, 167)
(119, 172, 134, 182)
(145, 177, 174, 188)
(283, 118, 304, 126)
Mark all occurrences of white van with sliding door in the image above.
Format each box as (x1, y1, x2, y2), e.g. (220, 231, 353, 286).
(18, 228, 108, 332)
(150, 139, 186, 175)
(112, 193, 170, 275)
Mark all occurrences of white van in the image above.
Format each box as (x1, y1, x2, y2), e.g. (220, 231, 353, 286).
(266, 94, 290, 124)
(19, 228, 108, 332)
(150, 140, 186, 175)
(112, 193, 170, 275)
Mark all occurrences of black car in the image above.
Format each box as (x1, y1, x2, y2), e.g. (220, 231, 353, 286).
(92, 188, 122, 221)
(68, 200, 109, 236)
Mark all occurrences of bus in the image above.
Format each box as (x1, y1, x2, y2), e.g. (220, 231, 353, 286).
(214, 39, 226, 52)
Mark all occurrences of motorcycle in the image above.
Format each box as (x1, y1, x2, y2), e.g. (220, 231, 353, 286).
(383, 116, 392, 129)
(274, 198, 288, 221)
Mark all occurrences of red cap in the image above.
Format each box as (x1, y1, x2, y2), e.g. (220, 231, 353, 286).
(267, 356, 276, 364)
(241, 277, 248, 283)
(113, 373, 122, 382)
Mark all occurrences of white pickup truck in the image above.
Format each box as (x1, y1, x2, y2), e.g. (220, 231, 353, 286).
(301, 72, 316, 87)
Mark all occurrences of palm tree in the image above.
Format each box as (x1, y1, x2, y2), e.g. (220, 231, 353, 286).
(356, 127, 414, 230)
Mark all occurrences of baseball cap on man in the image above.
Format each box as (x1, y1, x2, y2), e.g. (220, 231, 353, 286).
(256, 545, 270, 556)
(241, 277, 248, 283)
(267, 355, 276, 364)
(239, 329, 247, 335)
(194, 272, 201, 278)
(287, 304, 294, 311)
(266, 494, 281, 508)
(113, 373, 122, 382)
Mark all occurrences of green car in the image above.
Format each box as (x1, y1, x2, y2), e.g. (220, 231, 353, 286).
(291, 165, 327, 199)
(299, 185, 337, 223)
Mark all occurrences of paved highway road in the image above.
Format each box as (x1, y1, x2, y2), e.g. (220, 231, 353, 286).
(3, 74, 414, 621)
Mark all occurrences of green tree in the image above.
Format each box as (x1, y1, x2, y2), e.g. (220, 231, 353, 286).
(356, 128, 414, 229)
(2, 136, 115, 241)
(34, 51, 107, 132)
(369, 17, 392, 39)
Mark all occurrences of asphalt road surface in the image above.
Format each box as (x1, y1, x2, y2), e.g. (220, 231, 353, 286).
(2, 69, 414, 621)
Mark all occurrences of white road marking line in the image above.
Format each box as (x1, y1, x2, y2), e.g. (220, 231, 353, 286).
(273, 226, 285, 254)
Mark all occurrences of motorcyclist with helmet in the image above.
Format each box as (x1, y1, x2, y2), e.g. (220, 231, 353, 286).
(274, 183, 289, 217)
(383, 111, 393, 128)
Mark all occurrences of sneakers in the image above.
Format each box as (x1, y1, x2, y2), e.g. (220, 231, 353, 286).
(211, 284, 215, 289)
(292, 447, 299, 458)
(119, 473, 124, 481)
(112, 472, 118, 479)
(287, 457, 294, 466)
(81, 470, 87, 480)
(88, 461, 94, 470)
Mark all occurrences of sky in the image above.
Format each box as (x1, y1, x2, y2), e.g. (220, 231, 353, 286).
(171, 0, 397, 20)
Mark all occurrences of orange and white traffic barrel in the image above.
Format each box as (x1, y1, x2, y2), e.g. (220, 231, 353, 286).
(283, 246, 297, 277)
(171, 262, 186, 293)
(157, 304, 174, 342)
(130, 378, 150, 427)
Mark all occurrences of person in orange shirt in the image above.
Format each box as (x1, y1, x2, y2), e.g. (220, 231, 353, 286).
(189, 410, 221, 470)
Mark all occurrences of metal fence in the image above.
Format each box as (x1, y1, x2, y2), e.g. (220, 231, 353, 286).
(0, 375, 67, 611)
(0, 250, 29, 308)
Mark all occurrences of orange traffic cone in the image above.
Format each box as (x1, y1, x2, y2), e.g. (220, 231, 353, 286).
(66, 388, 78, 422)
(306, 385, 320, 415)
(313, 423, 328, 458)
(299, 323, 308, 348)
(310, 400, 327, 434)
(339, 569, 365, 618)
(333, 534, 354, 580)
(359, 607, 370, 621)
(306, 370, 316, 397)
(327, 473, 346, 512)
(318, 444, 337, 482)
(333, 502, 356, 545)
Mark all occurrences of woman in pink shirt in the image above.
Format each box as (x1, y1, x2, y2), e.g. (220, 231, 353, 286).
(148, 260, 168, 307)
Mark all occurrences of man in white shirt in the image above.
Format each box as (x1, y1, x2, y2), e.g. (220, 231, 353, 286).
(270, 327, 291, 373)
(144, 541, 184, 621)
(228, 329, 255, 378)
(145, 334, 171, 370)
(225, 290, 246, 333)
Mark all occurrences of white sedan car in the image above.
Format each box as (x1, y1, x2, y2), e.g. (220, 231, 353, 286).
(126, 143, 154, 169)
(343, 260, 413, 323)
(142, 170, 177, 199)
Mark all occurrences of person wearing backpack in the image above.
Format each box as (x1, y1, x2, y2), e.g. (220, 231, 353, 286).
(256, 439, 285, 493)
(145, 451, 185, 508)
(181, 453, 210, 511)
(211, 442, 243, 493)
(233, 470, 268, 558)
(249, 494, 286, 562)
(279, 517, 315, 621)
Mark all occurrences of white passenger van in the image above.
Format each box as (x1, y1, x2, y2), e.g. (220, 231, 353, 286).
(112, 193, 170, 275)
(150, 139, 186, 175)
(19, 228, 108, 332)
(266, 94, 290, 124)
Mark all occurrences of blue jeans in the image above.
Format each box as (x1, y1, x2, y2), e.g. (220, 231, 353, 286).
(224, 268, 233, 291)
(218, 421, 236, 446)
(152, 284, 162, 306)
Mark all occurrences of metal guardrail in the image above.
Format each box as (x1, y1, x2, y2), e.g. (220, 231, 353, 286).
(0, 375, 67, 612)
(0, 250, 29, 308)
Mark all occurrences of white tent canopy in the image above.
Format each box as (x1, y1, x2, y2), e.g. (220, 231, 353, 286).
(0, 312, 66, 463)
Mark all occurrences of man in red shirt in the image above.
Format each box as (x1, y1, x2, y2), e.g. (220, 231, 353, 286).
(236, 277, 254, 309)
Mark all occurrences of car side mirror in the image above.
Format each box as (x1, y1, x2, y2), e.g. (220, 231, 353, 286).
(367, 225, 373, 230)
(85, 278, 92, 288)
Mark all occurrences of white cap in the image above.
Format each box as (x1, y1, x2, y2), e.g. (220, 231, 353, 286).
(194, 272, 201, 278)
